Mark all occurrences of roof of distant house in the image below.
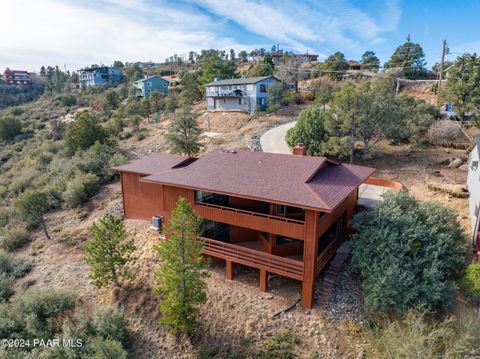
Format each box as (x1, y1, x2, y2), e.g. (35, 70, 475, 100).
(118, 149, 375, 212)
(132, 75, 168, 84)
(114, 153, 192, 176)
(204, 76, 278, 87)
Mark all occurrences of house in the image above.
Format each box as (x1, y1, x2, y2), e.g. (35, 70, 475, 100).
(114, 148, 376, 308)
(468, 136, 480, 260)
(271, 53, 319, 65)
(2, 69, 34, 86)
(131, 76, 169, 97)
(78, 66, 122, 88)
(204, 76, 280, 115)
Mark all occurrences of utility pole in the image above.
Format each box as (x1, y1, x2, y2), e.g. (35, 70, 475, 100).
(437, 40, 447, 106)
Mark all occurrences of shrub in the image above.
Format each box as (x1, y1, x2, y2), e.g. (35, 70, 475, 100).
(351, 190, 465, 314)
(257, 330, 299, 359)
(92, 306, 130, 344)
(0, 223, 31, 251)
(64, 111, 108, 154)
(362, 310, 480, 359)
(0, 273, 13, 301)
(426, 120, 465, 146)
(0, 117, 22, 142)
(0, 289, 76, 340)
(63, 171, 99, 208)
(57, 94, 77, 107)
(0, 250, 32, 278)
(10, 107, 25, 116)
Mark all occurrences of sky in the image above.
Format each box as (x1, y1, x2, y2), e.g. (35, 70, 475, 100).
(1, 0, 479, 72)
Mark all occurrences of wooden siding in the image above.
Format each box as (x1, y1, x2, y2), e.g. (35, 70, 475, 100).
(121, 172, 164, 220)
(194, 202, 305, 240)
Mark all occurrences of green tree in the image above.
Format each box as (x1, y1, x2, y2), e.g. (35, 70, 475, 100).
(65, 111, 108, 154)
(445, 53, 480, 121)
(113, 60, 124, 68)
(238, 51, 248, 62)
(124, 64, 144, 81)
(384, 36, 427, 78)
(286, 106, 329, 155)
(360, 50, 380, 72)
(312, 80, 334, 110)
(266, 82, 287, 111)
(351, 191, 465, 314)
(149, 91, 165, 113)
(165, 105, 202, 157)
(84, 214, 136, 288)
(247, 62, 274, 77)
(104, 90, 120, 110)
(130, 115, 142, 133)
(0, 117, 22, 142)
(153, 197, 209, 335)
(16, 191, 51, 239)
(198, 50, 236, 84)
(165, 94, 178, 113)
(323, 51, 349, 80)
(180, 72, 202, 104)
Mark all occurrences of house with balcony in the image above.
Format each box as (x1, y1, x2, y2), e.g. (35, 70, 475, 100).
(468, 136, 480, 260)
(115, 148, 376, 308)
(2, 69, 34, 86)
(131, 75, 169, 97)
(78, 66, 122, 88)
(271, 52, 319, 65)
(204, 76, 280, 115)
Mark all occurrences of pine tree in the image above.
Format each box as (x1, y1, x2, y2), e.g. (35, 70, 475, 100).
(85, 214, 136, 288)
(165, 105, 202, 157)
(153, 197, 209, 336)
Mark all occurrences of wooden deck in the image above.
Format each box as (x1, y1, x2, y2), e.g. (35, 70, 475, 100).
(202, 237, 304, 281)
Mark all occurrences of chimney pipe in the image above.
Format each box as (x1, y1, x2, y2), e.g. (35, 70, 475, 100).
(293, 143, 307, 156)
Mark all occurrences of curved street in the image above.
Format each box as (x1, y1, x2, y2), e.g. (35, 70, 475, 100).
(260, 120, 297, 154)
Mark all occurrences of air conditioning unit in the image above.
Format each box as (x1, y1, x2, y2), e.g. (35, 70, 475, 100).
(151, 215, 164, 231)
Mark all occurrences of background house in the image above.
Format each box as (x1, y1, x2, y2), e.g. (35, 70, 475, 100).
(131, 75, 169, 97)
(205, 76, 280, 115)
(271, 53, 319, 65)
(78, 66, 122, 88)
(2, 69, 35, 86)
(468, 136, 480, 259)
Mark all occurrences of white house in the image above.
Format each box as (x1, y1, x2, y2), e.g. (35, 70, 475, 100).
(468, 136, 480, 259)
(204, 76, 280, 115)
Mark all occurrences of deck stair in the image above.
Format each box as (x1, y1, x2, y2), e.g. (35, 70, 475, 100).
(316, 242, 352, 306)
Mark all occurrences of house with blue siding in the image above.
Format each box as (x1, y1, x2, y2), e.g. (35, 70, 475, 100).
(204, 76, 280, 115)
(78, 66, 122, 88)
(132, 75, 169, 97)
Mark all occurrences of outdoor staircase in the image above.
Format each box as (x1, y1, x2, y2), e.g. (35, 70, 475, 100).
(316, 242, 352, 306)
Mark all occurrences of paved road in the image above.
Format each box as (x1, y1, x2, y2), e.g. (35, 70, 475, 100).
(260, 120, 297, 154)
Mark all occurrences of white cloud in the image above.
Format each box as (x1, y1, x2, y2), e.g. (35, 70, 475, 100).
(192, 0, 401, 52)
(0, 0, 243, 71)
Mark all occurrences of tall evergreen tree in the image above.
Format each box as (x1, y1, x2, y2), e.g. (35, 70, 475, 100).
(384, 36, 427, 78)
(360, 51, 380, 72)
(165, 105, 202, 157)
(85, 214, 136, 288)
(445, 53, 480, 121)
(153, 197, 208, 335)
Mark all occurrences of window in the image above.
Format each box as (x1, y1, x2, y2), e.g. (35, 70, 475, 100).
(260, 98, 267, 105)
(471, 160, 479, 171)
(196, 191, 229, 206)
(163, 83, 168, 87)
(147, 89, 151, 93)
(147, 82, 152, 87)
(238, 98, 242, 105)
(259, 84, 268, 93)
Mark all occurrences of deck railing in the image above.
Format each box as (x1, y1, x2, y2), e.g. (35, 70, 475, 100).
(201, 237, 304, 281)
(316, 237, 343, 275)
(195, 202, 305, 225)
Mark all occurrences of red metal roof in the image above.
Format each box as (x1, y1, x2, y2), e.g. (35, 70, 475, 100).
(130, 150, 375, 212)
(113, 153, 191, 175)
